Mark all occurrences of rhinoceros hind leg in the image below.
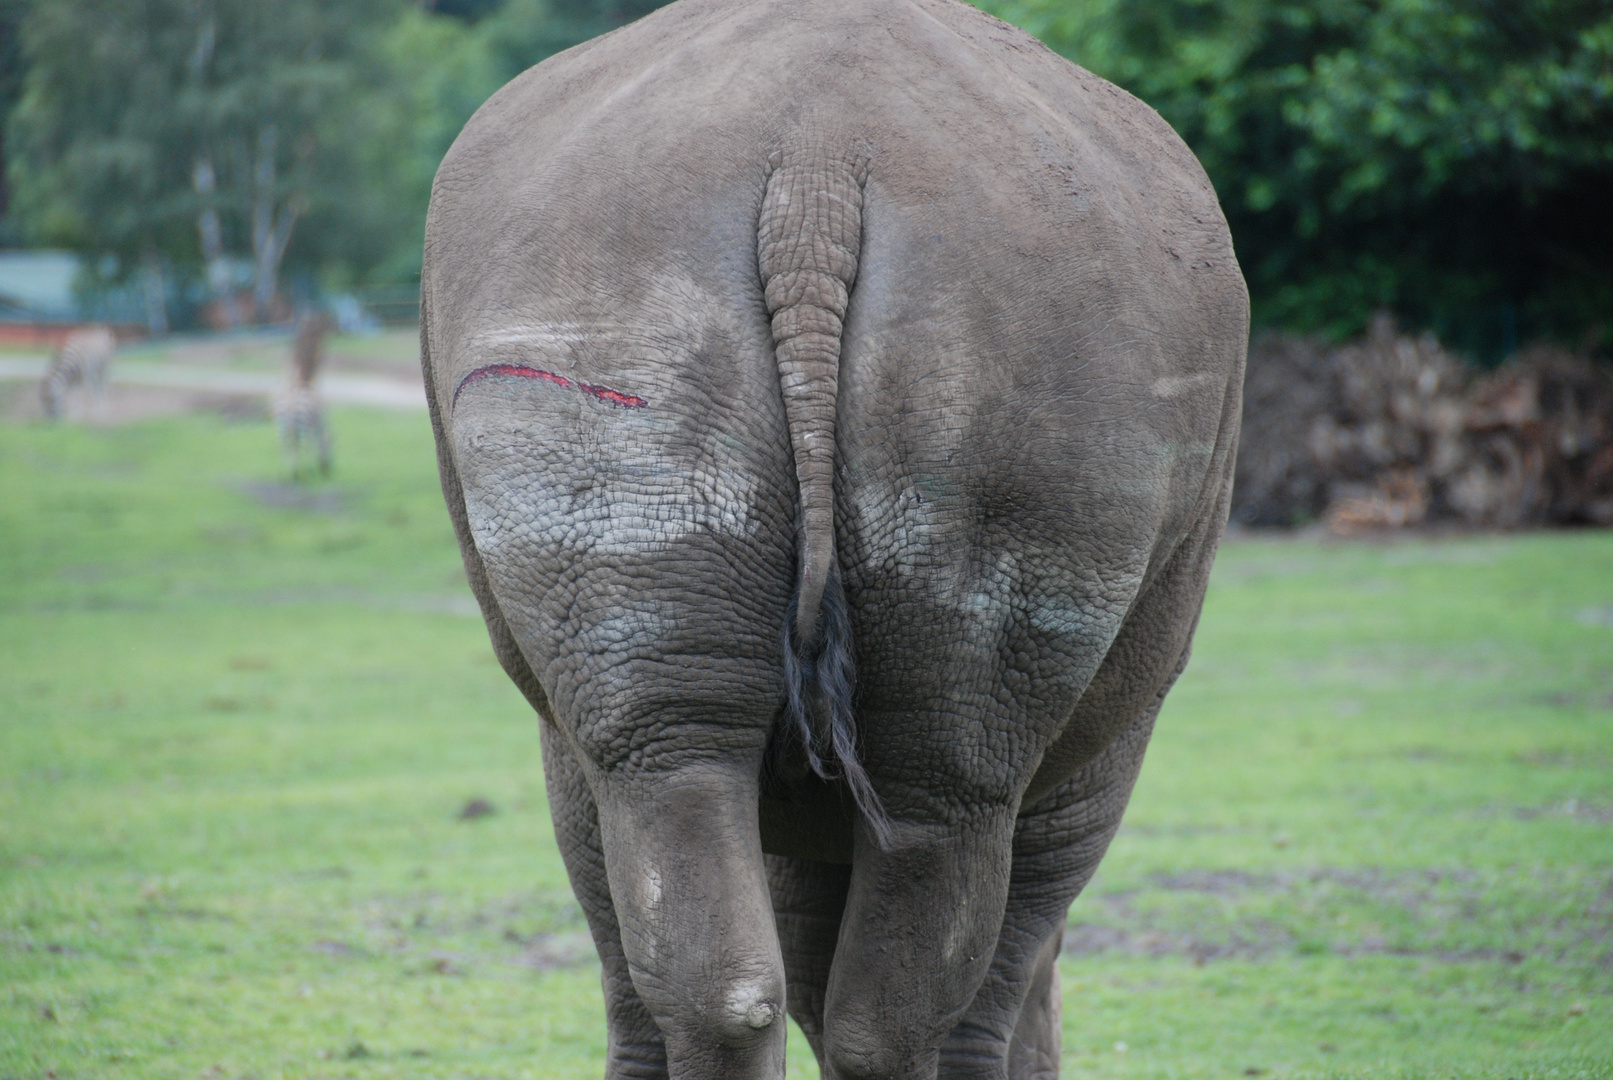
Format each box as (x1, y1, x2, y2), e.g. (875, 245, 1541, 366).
(765, 854, 852, 1069)
(1006, 933, 1062, 1080)
(544, 724, 670, 1080)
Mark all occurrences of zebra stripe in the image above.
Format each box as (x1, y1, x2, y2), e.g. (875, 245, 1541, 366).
(41, 327, 115, 420)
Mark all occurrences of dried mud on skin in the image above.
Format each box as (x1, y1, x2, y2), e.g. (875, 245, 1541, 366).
(1234, 314, 1613, 532)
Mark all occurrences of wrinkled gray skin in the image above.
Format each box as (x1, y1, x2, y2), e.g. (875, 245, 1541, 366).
(421, 1, 1247, 1077)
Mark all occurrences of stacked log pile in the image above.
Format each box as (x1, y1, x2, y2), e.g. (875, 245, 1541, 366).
(1234, 314, 1613, 531)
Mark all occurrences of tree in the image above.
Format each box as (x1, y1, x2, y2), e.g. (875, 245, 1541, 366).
(979, 0, 1613, 360)
(8, 0, 200, 329)
(4, 0, 679, 312)
(0, 0, 31, 243)
(305, 5, 503, 289)
(316, 0, 678, 289)
(9, 0, 399, 325)
(479, 0, 674, 81)
(185, 0, 402, 319)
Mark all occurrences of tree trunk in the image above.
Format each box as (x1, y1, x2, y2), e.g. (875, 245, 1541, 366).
(251, 125, 300, 323)
(142, 253, 168, 336)
(193, 153, 238, 329)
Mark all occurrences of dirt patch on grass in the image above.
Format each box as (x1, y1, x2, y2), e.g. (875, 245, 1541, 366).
(1513, 748, 1613, 769)
(1062, 921, 1288, 964)
(234, 480, 351, 513)
(511, 931, 595, 970)
(310, 939, 361, 957)
(1513, 800, 1613, 824)
(3, 378, 271, 425)
(1066, 867, 1613, 966)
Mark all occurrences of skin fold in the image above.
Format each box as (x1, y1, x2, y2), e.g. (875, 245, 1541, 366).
(421, 1, 1248, 1077)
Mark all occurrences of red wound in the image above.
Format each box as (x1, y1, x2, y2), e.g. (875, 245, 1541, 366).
(579, 382, 649, 408)
(454, 364, 646, 410)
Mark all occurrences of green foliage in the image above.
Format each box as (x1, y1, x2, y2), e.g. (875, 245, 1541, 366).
(325, 0, 675, 286)
(8, 0, 1608, 345)
(2, 0, 677, 297)
(7, 0, 406, 307)
(980, 0, 1613, 358)
(0, 0, 32, 245)
(478, 0, 674, 80)
(8, 0, 202, 264)
(1, 377, 1611, 1075)
(314, 8, 505, 287)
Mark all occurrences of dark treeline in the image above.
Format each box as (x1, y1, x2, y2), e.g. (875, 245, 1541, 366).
(5, 0, 1610, 357)
(1, 0, 665, 326)
(983, 0, 1613, 362)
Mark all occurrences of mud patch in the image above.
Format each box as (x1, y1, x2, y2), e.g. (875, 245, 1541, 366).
(3, 379, 274, 426)
(1513, 749, 1613, 769)
(1062, 921, 1542, 965)
(237, 587, 479, 617)
(310, 939, 361, 957)
(328, 889, 599, 975)
(512, 931, 595, 970)
(457, 798, 496, 821)
(1065, 867, 1613, 966)
(235, 480, 350, 513)
(1063, 922, 1288, 963)
(1514, 800, 1613, 824)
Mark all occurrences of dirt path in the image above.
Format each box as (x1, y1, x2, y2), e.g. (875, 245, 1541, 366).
(0, 354, 424, 422)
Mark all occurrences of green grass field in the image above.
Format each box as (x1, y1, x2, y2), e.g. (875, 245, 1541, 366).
(2, 405, 1610, 1080)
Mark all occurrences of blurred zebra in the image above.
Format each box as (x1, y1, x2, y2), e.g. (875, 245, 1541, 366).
(40, 326, 115, 420)
(273, 313, 333, 479)
(273, 383, 331, 479)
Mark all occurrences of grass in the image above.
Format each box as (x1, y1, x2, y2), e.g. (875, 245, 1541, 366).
(1, 404, 1610, 1080)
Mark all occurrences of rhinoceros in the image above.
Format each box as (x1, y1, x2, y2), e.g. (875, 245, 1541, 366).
(422, 0, 1246, 1076)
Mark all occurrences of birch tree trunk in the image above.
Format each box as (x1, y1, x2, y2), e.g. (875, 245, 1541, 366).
(193, 153, 239, 329)
(251, 124, 301, 323)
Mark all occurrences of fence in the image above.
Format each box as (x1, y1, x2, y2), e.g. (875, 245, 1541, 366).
(353, 285, 420, 326)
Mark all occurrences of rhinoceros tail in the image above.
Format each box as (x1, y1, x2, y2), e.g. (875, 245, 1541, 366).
(760, 148, 890, 848)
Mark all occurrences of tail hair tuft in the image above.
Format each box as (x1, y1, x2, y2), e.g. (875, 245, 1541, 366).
(782, 566, 892, 849)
